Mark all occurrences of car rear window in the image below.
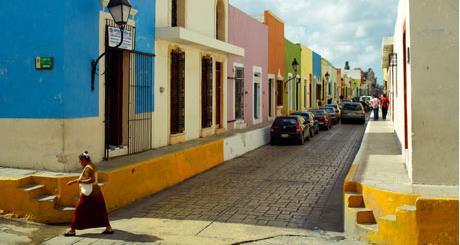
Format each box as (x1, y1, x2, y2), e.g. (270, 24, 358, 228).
(323, 107, 334, 113)
(274, 117, 298, 126)
(312, 110, 324, 116)
(292, 113, 309, 119)
(342, 104, 362, 111)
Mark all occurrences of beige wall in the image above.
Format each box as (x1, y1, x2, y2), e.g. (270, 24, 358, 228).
(153, 40, 228, 148)
(392, 0, 458, 185)
(156, 0, 228, 41)
(409, 0, 458, 185)
(0, 118, 104, 172)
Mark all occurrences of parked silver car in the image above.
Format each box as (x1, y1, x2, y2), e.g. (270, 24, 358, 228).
(341, 102, 366, 124)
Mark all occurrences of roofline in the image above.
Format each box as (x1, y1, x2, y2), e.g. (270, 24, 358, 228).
(264, 10, 285, 24)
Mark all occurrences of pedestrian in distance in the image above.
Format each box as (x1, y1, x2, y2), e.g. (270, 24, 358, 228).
(64, 151, 113, 237)
(381, 94, 390, 120)
(372, 95, 380, 121)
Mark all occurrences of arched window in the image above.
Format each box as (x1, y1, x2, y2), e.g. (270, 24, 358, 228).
(216, 0, 225, 41)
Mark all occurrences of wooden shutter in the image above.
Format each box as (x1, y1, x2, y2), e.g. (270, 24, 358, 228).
(177, 51, 185, 132)
(171, 50, 185, 134)
(235, 68, 244, 119)
(201, 57, 213, 128)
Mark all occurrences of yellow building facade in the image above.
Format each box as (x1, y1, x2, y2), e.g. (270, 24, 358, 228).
(299, 45, 313, 109)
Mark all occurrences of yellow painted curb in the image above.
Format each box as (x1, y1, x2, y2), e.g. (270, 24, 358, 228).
(0, 140, 225, 223)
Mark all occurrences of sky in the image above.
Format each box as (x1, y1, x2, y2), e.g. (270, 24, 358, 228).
(229, 0, 399, 85)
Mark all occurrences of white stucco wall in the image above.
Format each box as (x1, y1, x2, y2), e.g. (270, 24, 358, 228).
(409, 0, 458, 185)
(156, 0, 228, 41)
(153, 40, 228, 148)
(223, 126, 270, 161)
(0, 117, 104, 172)
(393, 0, 412, 179)
(392, 0, 458, 185)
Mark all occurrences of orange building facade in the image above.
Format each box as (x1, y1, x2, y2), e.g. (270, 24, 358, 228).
(263, 11, 286, 116)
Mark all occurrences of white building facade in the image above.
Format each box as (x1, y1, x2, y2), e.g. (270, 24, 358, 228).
(154, 0, 244, 147)
(382, 0, 458, 185)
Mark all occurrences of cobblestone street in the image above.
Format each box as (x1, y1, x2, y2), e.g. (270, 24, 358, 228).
(0, 122, 367, 244)
(111, 122, 366, 232)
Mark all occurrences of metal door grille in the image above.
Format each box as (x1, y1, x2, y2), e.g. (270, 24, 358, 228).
(105, 47, 154, 158)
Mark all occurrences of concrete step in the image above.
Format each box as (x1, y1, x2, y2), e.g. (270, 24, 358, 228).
(35, 195, 56, 202)
(355, 223, 378, 243)
(355, 208, 376, 224)
(345, 192, 364, 208)
(379, 214, 396, 222)
(57, 206, 76, 212)
(20, 184, 46, 198)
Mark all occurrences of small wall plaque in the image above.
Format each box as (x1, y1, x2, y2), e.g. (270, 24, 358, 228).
(35, 56, 53, 70)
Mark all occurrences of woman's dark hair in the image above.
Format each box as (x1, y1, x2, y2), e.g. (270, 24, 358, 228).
(383, 94, 387, 98)
(78, 151, 91, 162)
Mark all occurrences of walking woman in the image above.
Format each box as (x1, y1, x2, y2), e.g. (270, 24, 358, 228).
(381, 94, 390, 120)
(64, 151, 113, 236)
(372, 95, 380, 121)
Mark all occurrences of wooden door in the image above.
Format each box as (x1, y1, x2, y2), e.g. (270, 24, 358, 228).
(216, 62, 222, 127)
(107, 49, 124, 146)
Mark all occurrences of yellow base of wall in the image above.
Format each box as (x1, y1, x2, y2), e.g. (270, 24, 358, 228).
(0, 140, 224, 224)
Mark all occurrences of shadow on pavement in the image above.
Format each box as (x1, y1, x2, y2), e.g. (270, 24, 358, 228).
(79, 229, 161, 243)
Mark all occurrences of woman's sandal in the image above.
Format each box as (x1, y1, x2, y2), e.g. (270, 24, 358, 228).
(64, 231, 76, 237)
(102, 230, 114, 235)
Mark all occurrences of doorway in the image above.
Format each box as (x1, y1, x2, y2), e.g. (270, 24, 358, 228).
(106, 49, 127, 149)
(268, 78, 274, 117)
(216, 62, 222, 127)
(201, 56, 213, 128)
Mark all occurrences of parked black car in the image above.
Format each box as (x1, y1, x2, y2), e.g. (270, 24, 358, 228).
(270, 116, 310, 145)
(291, 112, 319, 137)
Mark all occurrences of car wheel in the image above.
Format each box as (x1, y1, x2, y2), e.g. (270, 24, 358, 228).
(298, 133, 304, 145)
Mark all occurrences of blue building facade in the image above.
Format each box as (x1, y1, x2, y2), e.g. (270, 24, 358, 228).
(1, 0, 155, 118)
(0, 0, 156, 171)
(312, 51, 322, 107)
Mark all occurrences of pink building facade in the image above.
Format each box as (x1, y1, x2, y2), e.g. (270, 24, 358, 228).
(227, 5, 269, 130)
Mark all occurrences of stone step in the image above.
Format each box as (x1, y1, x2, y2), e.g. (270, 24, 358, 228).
(356, 223, 378, 232)
(355, 208, 376, 224)
(20, 184, 46, 198)
(57, 206, 76, 212)
(379, 214, 396, 222)
(35, 195, 56, 202)
(345, 192, 364, 208)
(355, 223, 378, 242)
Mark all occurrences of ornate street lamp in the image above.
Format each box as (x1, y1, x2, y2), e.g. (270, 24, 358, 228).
(91, 0, 132, 91)
(292, 58, 299, 73)
(284, 58, 300, 90)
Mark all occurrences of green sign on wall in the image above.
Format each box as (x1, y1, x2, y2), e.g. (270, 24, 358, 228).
(35, 56, 53, 70)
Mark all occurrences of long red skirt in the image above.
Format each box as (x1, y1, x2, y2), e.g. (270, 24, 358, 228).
(70, 191, 110, 230)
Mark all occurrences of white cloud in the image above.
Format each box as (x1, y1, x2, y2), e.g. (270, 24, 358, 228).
(229, 0, 398, 84)
(355, 25, 366, 38)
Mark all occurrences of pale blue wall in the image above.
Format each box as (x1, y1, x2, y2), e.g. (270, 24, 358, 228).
(0, 0, 155, 119)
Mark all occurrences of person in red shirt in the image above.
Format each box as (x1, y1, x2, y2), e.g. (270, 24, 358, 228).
(381, 94, 390, 120)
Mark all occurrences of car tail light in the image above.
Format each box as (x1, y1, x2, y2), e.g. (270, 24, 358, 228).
(295, 123, 301, 133)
